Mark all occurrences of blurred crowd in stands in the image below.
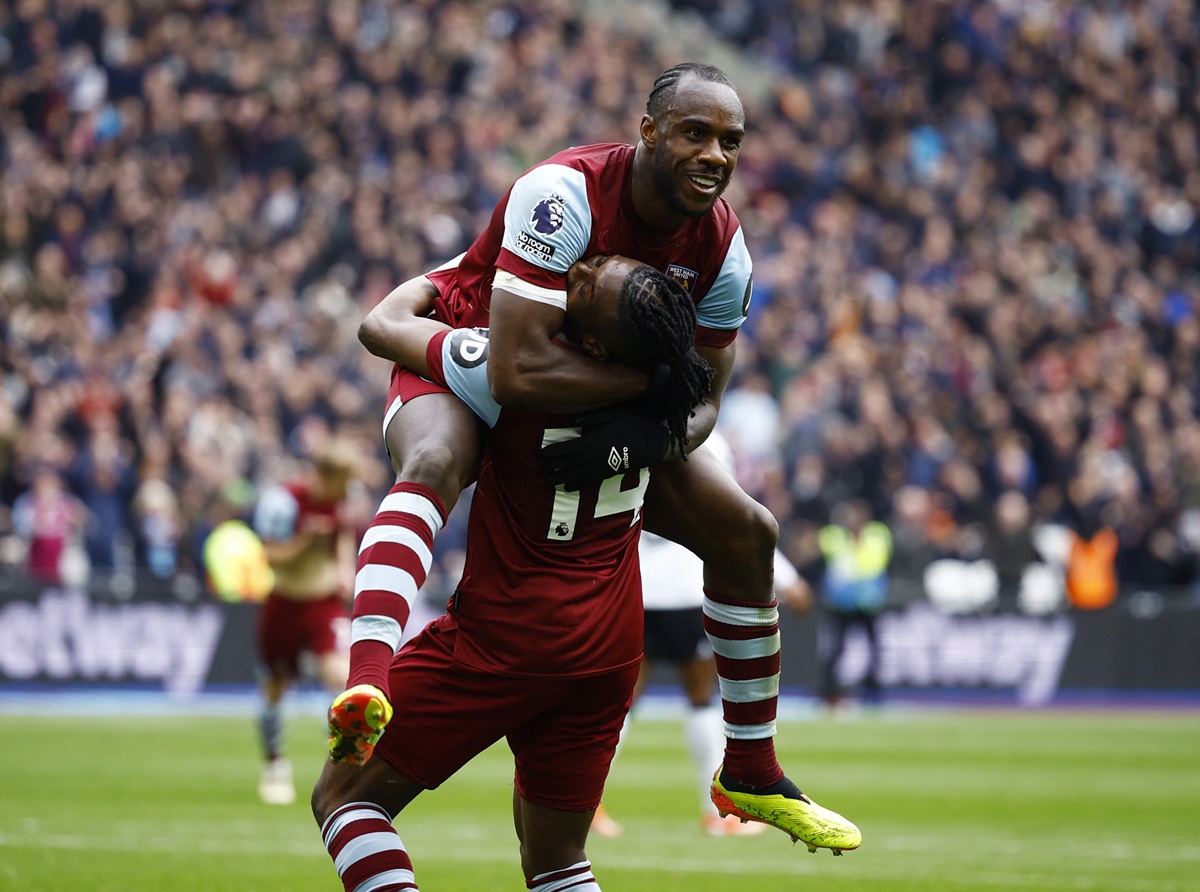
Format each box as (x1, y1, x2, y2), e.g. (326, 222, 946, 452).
(2, 0, 1199, 610)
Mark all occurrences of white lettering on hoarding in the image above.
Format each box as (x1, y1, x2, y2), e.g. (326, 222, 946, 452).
(0, 590, 224, 696)
(835, 601, 1075, 704)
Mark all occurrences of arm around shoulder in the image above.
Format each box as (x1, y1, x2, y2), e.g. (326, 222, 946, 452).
(486, 284, 648, 413)
(358, 275, 449, 376)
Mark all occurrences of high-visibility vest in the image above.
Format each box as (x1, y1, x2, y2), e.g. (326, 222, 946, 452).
(818, 521, 892, 612)
(1065, 528, 1118, 609)
(204, 520, 274, 602)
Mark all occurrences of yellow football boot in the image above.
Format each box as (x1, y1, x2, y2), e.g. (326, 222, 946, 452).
(710, 765, 861, 854)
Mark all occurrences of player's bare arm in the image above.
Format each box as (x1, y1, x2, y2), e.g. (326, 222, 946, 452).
(671, 340, 734, 459)
(357, 274, 446, 374)
(487, 284, 648, 412)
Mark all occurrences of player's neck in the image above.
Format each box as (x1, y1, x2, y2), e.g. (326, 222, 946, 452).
(629, 145, 688, 233)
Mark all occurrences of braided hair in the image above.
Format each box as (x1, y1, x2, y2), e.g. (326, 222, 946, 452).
(646, 62, 738, 118)
(609, 266, 714, 458)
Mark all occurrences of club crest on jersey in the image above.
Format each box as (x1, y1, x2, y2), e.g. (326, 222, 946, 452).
(530, 193, 567, 235)
(666, 264, 698, 294)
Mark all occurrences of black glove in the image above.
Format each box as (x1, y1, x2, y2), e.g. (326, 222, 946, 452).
(540, 407, 672, 491)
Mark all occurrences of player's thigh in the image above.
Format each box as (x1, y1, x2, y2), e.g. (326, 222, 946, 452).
(643, 445, 778, 569)
(373, 617, 555, 791)
(679, 656, 718, 707)
(383, 386, 483, 509)
(507, 663, 639, 812)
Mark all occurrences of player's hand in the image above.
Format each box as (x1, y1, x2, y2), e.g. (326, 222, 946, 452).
(624, 362, 673, 422)
(540, 407, 672, 491)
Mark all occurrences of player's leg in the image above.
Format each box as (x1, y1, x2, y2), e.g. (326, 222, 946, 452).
(256, 593, 298, 804)
(588, 654, 652, 839)
(312, 756, 424, 892)
(311, 597, 351, 694)
(257, 672, 297, 805)
(678, 650, 762, 835)
(331, 388, 482, 764)
(643, 447, 860, 852)
(514, 796, 602, 892)
(314, 649, 350, 693)
(817, 610, 851, 707)
(316, 616, 501, 892)
(642, 447, 781, 781)
(509, 664, 638, 890)
(859, 612, 883, 705)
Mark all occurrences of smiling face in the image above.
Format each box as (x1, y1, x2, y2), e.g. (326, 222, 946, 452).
(639, 74, 745, 226)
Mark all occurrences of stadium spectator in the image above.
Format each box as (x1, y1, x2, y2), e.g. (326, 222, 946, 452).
(1, 0, 1199, 611)
(815, 498, 892, 707)
(11, 466, 86, 585)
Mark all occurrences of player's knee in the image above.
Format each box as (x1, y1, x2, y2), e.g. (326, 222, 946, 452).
(719, 495, 778, 568)
(392, 440, 473, 497)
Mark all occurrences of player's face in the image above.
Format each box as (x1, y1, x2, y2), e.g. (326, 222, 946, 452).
(562, 254, 642, 356)
(646, 77, 745, 220)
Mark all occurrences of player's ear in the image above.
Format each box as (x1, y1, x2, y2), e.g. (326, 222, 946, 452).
(579, 333, 609, 362)
(639, 114, 657, 148)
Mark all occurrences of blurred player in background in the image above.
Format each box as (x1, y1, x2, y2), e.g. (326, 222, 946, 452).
(342, 61, 860, 853)
(592, 429, 811, 838)
(253, 440, 360, 805)
(314, 257, 721, 891)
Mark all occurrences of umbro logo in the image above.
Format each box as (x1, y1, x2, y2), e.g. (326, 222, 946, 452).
(607, 446, 631, 474)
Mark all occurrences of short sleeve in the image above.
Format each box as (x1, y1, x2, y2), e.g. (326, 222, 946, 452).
(694, 225, 753, 333)
(500, 164, 592, 276)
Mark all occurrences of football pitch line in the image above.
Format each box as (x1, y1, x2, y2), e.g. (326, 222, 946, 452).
(0, 827, 1194, 891)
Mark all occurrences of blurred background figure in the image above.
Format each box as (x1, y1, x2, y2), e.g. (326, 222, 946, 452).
(815, 499, 892, 709)
(251, 439, 361, 805)
(132, 477, 183, 582)
(11, 466, 87, 586)
(202, 480, 274, 604)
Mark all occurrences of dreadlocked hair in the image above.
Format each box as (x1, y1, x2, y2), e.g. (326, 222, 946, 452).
(611, 266, 714, 458)
(646, 62, 738, 118)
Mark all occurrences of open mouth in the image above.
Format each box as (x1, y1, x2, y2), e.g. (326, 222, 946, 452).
(686, 173, 722, 194)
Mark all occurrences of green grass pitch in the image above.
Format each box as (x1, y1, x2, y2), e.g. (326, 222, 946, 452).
(1, 706, 1197, 891)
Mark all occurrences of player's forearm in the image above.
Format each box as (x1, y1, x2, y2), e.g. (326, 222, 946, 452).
(487, 285, 648, 412)
(668, 398, 718, 460)
(665, 339, 732, 458)
(489, 342, 648, 413)
(358, 276, 441, 365)
(262, 532, 316, 565)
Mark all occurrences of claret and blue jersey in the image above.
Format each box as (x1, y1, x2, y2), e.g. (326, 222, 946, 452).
(408, 141, 755, 681)
(425, 326, 650, 679)
(427, 143, 752, 346)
